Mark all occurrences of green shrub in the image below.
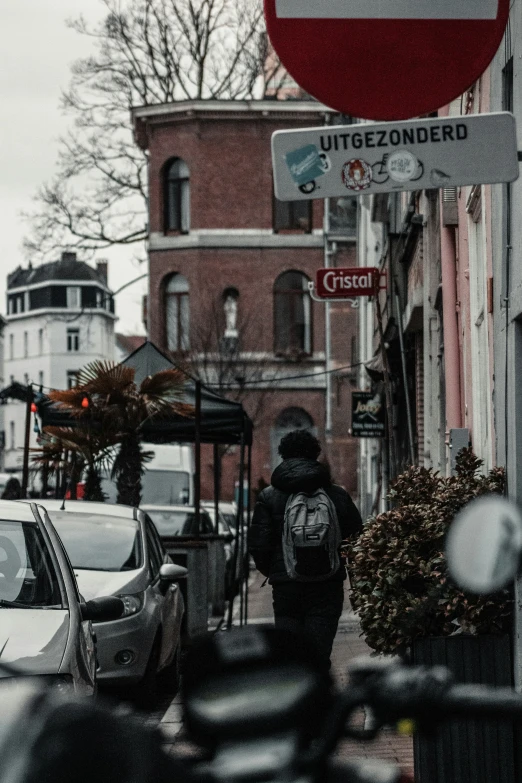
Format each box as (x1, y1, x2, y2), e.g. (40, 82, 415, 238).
(349, 449, 512, 654)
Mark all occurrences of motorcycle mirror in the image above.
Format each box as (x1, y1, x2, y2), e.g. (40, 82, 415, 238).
(446, 496, 522, 594)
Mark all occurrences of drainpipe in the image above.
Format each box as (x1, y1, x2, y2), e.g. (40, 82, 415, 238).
(324, 200, 333, 440)
(440, 215, 462, 431)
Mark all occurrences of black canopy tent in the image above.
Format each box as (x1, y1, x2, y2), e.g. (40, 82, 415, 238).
(36, 342, 253, 446)
(4, 342, 253, 625)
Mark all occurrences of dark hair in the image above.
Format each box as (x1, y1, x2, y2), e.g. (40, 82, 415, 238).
(278, 430, 321, 461)
(1, 477, 22, 500)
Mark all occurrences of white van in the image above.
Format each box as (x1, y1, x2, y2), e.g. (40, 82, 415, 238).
(101, 443, 194, 506)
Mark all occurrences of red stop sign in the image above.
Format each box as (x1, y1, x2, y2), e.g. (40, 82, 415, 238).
(264, 0, 509, 120)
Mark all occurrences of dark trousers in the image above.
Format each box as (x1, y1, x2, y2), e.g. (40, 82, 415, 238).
(272, 580, 345, 671)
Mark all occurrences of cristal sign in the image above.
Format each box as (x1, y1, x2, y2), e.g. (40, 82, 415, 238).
(316, 268, 379, 298)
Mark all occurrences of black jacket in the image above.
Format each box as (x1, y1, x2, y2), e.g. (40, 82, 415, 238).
(249, 459, 363, 584)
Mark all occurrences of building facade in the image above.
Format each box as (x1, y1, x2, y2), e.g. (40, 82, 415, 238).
(357, 69, 496, 520)
(3, 253, 116, 477)
(132, 99, 359, 501)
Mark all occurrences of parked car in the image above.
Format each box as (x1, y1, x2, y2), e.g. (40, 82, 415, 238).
(30, 500, 187, 705)
(215, 501, 239, 533)
(201, 502, 236, 588)
(202, 501, 249, 591)
(141, 504, 214, 538)
(0, 499, 121, 696)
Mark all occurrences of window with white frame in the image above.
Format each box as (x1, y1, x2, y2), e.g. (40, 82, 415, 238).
(23, 331, 28, 358)
(38, 328, 43, 355)
(164, 158, 190, 233)
(9, 421, 15, 451)
(9, 334, 13, 360)
(165, 274, 190, 352)
(273, 271, 312, 356)
(67, 371, 79, 389)
(67, 328, 80, 352)
(67, 287, 81, 309)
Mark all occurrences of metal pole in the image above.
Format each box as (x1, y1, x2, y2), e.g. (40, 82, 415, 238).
(394, 288, 416, 466)
(243, 442, 253, 625)
(227, 430, 245, 629)
(324, 198, 333, 439)
(213, 442, 220, 535)
(237, 432, 246, 627)
(194, 380, 201, 536)
(21, 384, 33, 498)
(375, 296, 397, 478)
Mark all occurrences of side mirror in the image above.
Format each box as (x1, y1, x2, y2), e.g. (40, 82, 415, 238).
(446, 496, 522, 594)
(160, 563, 188, 583)
(81, 596, 124, 623)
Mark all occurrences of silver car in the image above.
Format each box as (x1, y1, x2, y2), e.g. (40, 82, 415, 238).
(0, 499, 118, 696)
(36, 500, 186, 705)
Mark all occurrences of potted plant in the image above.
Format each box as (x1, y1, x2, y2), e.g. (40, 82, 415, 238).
(349, 449, 516, 783)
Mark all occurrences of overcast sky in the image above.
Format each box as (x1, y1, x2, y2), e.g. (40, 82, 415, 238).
(0, 0, 147, 335)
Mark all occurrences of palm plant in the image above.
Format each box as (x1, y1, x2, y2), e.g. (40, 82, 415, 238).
(47, 360, 192, 507)
(30, 435, 74, 499)
(31, 425, 117, 501)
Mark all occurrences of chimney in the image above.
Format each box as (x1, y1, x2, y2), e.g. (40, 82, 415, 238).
(61, 251, 77, 262)
(96, 260, 108, 283)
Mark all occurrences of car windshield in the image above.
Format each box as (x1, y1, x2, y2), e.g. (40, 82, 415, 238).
(147, 510, 213, 537)
(0, 520, 63, 608)
(52, 514, 143, 572)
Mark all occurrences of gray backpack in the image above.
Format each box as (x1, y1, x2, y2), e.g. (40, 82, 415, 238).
(282, 489, 342, 581)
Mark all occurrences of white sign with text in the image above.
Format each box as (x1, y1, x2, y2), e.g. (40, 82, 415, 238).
(272, 113, 518, 201)
(275, 0, 498, 19)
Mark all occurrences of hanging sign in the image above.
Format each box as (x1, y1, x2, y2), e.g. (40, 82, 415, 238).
(272, 113, 519, 201)
(352, 391, 385, 438)
(316, 267, 379, 298)
(264, 0, 509, 120)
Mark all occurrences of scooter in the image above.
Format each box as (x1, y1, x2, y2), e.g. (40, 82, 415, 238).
(2, 495, 522, 783)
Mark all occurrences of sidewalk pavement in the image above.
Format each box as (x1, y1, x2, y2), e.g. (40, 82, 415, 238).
(246, 570, 414, 777)
(161, 569, 414, 778)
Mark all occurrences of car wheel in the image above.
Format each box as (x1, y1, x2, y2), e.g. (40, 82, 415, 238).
(134, 637, 160, 710)
(160, 644, 181, 696)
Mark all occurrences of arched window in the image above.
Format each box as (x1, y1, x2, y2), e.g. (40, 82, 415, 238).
(165, 274, 190, 352)
(274, 271, 312, 355)
(164, 158, 190, 233)
(271, 407, 315, 469)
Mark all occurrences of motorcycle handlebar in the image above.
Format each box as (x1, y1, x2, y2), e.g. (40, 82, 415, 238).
(343, 661, 522, 736)
(442, 684, 522, 720)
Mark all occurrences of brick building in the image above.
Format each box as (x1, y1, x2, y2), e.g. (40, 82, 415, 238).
(132, 100, 359, 501)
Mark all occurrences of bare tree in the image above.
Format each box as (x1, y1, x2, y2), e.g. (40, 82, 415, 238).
(23, 0, 286, 259)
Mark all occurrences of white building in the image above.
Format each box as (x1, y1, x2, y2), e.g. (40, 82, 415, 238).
(0, 315, 5, 470)
(3, 252, 116, 477)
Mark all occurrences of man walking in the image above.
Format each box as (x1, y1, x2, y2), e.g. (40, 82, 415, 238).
(249, 430, 362, 671)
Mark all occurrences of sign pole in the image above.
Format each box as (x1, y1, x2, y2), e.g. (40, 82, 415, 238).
(394, 288, 416, 465)
(375, 296, 397, 478)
